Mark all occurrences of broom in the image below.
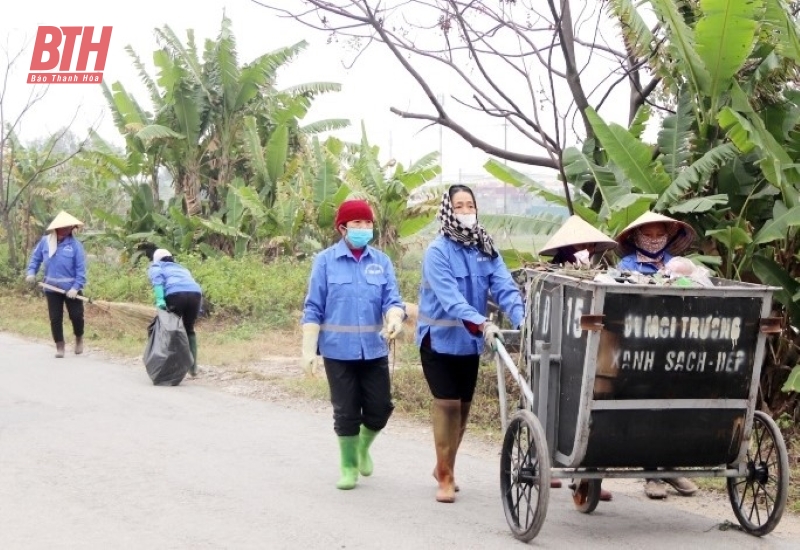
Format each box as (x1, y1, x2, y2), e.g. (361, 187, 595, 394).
(37, 282, 158, 324)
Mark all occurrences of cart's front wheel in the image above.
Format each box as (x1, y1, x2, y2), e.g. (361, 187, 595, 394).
(500, 410, 551, 543)
(727, 411, 789, 536)
(572, 479, 602, 514)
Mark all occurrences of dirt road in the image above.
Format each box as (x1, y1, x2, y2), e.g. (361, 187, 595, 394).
(0, 332, 797, 549)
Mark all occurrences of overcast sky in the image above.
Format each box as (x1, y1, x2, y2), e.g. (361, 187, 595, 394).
(2, 0, 634, 182)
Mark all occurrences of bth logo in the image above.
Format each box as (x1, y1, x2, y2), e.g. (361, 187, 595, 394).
(28, 26, 113, 84)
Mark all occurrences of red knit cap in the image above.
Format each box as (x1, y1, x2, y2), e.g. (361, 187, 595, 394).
(335, 199, 374, 227)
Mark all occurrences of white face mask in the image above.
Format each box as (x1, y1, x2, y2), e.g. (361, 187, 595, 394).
(455, 213, 477, 228)
(573, 249, 591, 266)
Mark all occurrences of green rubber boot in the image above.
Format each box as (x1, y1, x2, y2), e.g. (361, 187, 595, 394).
(336, 435, 359, 490)
(357, 426, 380, 477)
(187, 334, 198, 377)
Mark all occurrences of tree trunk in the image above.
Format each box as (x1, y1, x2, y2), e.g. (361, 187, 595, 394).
(150, 166, 160, 204)
(1, 207, 19, 272)
(181, 168, 201, 216)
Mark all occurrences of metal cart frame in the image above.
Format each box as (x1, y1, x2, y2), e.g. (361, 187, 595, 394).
(494, 270, 790, 542)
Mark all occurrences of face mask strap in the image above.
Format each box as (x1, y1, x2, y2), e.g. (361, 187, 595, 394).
(633, 246, 665, 259)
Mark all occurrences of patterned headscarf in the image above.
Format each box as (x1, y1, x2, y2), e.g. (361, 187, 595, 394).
(436, 189, 499, 258)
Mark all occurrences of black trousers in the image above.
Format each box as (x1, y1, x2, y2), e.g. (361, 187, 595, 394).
(323, 356, 394, 437)
(165, 292, 202, 335)
(420, 344, 480, 401)
(45, 291, 84, 343)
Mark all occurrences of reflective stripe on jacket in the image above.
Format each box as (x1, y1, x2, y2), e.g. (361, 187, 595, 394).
(26, 235, 87, 292)
(301, 239, 405, 361)
(415, 235, 524, 355)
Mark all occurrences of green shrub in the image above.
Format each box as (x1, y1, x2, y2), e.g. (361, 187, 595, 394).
(395, 264, 421, 304)
(183, 254, 310, 325)
(83, 253, 311, 326)
(5, 245, 424, 326)
(0, 244, 19, 285)
(87, 261, 151, 303)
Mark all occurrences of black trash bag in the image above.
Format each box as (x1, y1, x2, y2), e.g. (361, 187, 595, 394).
(143, 310, 193, 386)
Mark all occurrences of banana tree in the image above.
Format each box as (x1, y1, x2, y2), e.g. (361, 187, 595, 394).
(334, 122, 441, 257)
(100, 15, 352, 257)
(553, 0, 800, 410)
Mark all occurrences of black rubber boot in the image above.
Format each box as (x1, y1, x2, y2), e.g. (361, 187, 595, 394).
(187, 334, 198, 376)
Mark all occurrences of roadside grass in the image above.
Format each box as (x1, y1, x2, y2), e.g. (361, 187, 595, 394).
(694, 477, 726, 492)
(787, 429, 800, 514)
(0, 293, 147, 357)
(0, 292, 298, 363)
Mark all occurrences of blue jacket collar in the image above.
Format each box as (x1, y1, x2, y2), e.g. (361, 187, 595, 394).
(334, 238, 371, 259)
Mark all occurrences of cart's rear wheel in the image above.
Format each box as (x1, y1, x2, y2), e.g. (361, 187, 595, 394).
(572, 479, 601, 514)
(500, 410, 550, 542)
(727, 411, 789, 536)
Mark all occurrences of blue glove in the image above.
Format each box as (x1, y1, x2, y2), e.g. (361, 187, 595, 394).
(153, 285, 167, 310)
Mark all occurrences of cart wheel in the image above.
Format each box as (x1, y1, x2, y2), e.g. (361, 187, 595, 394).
(500, 410, 551, 542)
(572, 479, 601, 514)
(727, 411, 789, 536)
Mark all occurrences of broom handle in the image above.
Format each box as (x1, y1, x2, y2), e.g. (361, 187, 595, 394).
(37, 282, 92, 303)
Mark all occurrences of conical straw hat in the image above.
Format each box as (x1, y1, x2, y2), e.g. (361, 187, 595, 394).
(539, 215, 617, 256)
(46, 211, 84, 232)
(615, 211, 696, 255)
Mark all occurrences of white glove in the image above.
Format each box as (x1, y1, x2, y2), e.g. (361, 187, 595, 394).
(301, 323, 321, 377)
(66, 288, 79, 299)
(25, 274, 35, 284)
(382, 306, 405, 341)
(482, 322, 504, 352)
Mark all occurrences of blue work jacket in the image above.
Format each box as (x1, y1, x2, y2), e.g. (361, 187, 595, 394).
(617, 252, 673, 275)
(301, 239, 405, 361)
(26, 235, 86, 292)
(148, 261, 202, 295)
(415, 236, 524, 356)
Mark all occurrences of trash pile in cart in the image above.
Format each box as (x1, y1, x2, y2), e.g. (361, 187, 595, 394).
(514, 258, 730, 289)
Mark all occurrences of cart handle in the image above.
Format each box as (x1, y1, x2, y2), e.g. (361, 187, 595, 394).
(495, 340, 535, 417)
(580, 314, 605, 331)
(759, 317, 783, 334)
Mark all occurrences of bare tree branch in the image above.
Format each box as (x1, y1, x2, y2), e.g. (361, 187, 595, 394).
(8, 107, 99, 211)
(572, 37, 627, 61)
(594, 57, 649, 113)
(445, 2, 559, 152)
(631, 76, 663, 116)
(251, 0, 656, 187)
(547, 0, 592, 140)
(389, 105, 557, 167)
